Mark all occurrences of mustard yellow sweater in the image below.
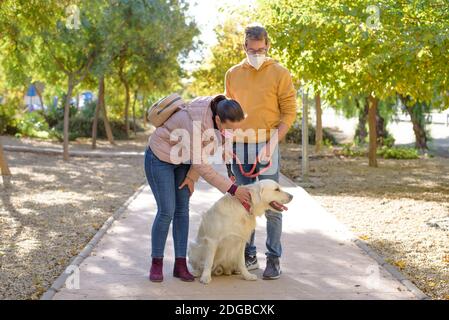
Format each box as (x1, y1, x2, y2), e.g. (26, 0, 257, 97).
(225, 57, 297, 143)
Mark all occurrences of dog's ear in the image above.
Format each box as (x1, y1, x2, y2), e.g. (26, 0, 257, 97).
(249, 184, 262, 205)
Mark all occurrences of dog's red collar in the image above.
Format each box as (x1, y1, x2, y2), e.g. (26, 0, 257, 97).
(240, 201, 252, 214)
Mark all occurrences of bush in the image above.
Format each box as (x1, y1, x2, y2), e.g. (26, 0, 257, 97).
(0, 100, 20, 135)
(340, 144, 366, 157)
(337, 144, 419, 159)
(286, 121, 338, 145)
(377, 146, 419, 159)
(53, 115, 144, 141)
(16, 111, 53, 139)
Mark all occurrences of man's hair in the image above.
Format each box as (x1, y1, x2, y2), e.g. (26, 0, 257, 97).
(244, 24, 269, 46)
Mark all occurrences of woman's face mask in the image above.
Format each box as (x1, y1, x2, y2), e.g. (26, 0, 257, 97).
(221, 129, 234, 139)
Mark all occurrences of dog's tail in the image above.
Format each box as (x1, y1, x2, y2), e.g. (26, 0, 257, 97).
(213, 265, 224, 276)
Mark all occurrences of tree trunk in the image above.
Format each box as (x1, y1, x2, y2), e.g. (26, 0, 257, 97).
(315, 93, 322, 153)
(122, 80, 130, 138)
(132, 91, 137, 136)
(368, 95, 378, 167)
(102, 104, 115, 145)
(406, 103, 428, 151)
(92, 76, 104, 149)
(35, 86, 45, 109)
(101, 78, 115, 145)
(354, 98, 369, 144)
(63, 77, 75, 161)
(399, 95, 428, 151)
(142, 94, 147, 128)
(0, 139, 11, 176)
(375, 107, 388, 146)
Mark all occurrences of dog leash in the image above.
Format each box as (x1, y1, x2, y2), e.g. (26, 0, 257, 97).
(229, 153, 272, 213)
(232, 152, 272, 178)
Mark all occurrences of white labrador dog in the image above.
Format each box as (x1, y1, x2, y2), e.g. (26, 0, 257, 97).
(188, 179, 293, 284)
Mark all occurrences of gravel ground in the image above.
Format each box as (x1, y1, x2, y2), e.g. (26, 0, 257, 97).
(280, 143, 449, 300)
(1, 134, 447, 300)
(0, 135, 147, 300)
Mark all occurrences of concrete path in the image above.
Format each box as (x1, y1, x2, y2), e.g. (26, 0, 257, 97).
(49, 166, 421, 300)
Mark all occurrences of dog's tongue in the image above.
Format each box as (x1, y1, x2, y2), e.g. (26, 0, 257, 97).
(269, 201, 288, 212)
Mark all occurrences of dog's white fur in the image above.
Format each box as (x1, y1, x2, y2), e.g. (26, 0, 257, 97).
(188, 179, 293, 284)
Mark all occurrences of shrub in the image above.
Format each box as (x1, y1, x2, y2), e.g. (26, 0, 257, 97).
(337, 144, 419, 159)
(286, 121, 338, 145)
(377, 146, 419, 159)
(340, 144, 366, 157)
(0, 99, 20, 135)
(16, 111, 52, 139)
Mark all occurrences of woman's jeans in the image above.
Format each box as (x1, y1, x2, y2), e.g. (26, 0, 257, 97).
(231, 142, 282, 259)
(144, 147, 191, 258)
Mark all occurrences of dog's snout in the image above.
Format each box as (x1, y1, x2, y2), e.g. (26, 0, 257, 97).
(287, 193, 293, 201)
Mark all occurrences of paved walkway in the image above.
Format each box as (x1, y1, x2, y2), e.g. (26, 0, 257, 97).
(49, 166, 421, 300)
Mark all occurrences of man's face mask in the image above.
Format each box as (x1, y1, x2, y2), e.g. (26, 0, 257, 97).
(247, 54, 266, 70)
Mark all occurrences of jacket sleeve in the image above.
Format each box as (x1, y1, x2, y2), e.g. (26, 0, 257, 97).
(176, 112, 233, 194)
(277, 69, 298, 128)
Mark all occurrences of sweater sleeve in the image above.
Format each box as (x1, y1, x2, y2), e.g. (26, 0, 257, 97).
(224, 70, 234, 99)
(277, 69, 298, 128)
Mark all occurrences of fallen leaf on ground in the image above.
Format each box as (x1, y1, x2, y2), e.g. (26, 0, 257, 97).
(393, 260, 406, 270)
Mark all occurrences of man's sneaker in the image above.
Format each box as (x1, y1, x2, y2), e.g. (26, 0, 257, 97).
(263, 257, 281, 280)
(245, 255, 259, 271)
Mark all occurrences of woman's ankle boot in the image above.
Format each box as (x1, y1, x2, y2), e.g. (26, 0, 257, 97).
(173, 257, 194, 282)
(149, 257, 163, 282)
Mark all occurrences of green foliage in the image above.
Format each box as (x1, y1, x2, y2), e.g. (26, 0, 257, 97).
(187, 16, 250, 96)
(377, 146, 419, 159)
(340, 144, 367, 157)
(338, 144, 419, 159)
(16, 111, 52, 139)
(286, 118, 338, 145)
(0, 101, 19, 135)
(258, 0, 449, 107)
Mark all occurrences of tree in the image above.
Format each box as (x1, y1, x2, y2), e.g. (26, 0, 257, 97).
(187, 13, 252, 97)
(0, 139, 11, 176)
(314, 92, 322, 152)
(1, 0, 106, 160)
(259, 0, 449, 166)
(109, 0, 198, 136)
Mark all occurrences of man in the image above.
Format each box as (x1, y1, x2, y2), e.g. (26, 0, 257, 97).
(224, 24, 297, 280)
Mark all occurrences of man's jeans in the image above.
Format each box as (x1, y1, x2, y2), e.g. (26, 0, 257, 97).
(231, 142, 282, 259)
(144, 147, 191, 258)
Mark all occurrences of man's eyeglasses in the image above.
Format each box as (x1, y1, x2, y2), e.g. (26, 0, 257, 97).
(246, 47, 268, 55)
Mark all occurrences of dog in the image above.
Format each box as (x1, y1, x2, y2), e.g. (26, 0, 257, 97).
(188, 179, 293, 284)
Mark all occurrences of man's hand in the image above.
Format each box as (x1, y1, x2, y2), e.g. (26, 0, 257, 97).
(179, 176, 195, 196)
(259, 142, 277, 163)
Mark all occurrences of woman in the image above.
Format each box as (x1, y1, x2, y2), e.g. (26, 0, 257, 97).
(145, 95, 251, 282)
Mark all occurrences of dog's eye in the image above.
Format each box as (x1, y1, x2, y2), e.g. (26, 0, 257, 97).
(275, 188, 280, 192)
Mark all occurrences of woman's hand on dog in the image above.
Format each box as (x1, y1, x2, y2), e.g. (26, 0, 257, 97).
(179, 177, 195, 196)
(234, 186, 251, 203)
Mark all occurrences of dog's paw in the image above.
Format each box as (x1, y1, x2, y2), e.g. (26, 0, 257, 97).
(191, 269, 201, 278)
(243, 273, 258, 281)
(200, 274, 212, 284)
